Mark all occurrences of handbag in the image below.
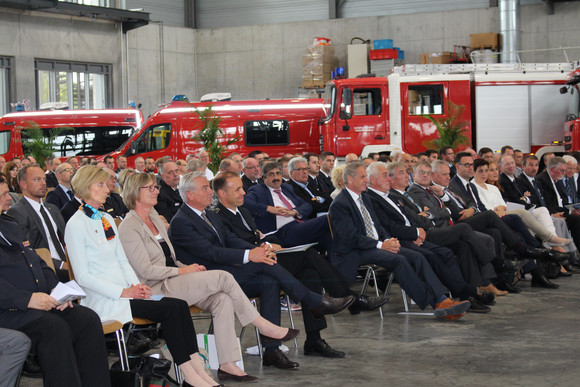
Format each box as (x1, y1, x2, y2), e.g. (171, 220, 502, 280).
(110, 355, 172, 387)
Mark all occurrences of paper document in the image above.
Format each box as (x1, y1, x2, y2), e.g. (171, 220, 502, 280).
(565, 203, 580, 211)
(50, 280, 86, 304)
(276, 242, 318, 254)
(506, 202, 525, 211)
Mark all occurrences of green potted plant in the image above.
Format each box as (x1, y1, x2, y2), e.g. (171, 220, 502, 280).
(422, 101, 470, 151)
(16, 121, 68, 169)
(191, 106, 240, 173)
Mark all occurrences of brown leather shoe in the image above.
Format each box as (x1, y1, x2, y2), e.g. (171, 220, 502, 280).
(479, 284, 508, 296)
(434, 298, 470, 321)
(260, 328, 300, 344)
(217, 368, 258, 383)
(262, 348, 299, 369)
(310, 294, 356, 318)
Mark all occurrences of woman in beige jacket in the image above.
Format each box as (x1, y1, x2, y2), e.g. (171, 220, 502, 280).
(118, 173, 297, 383)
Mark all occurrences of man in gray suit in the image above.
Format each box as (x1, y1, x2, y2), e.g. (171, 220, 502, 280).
(7, 165, 69, 282)
(0, 328, 31, 387)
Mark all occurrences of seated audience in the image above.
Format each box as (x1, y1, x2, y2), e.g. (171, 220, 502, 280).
(65, 166, 221, 387)
(119, 172, 298, 383)
(241, 157, 262, 192)
(103, 168, 128, 219)
(287, 157, 332, 218)
(0, 173, 111, 387)
(155, 159, 183, 222)
(45, 156, 61, 188)
(317, 151, 335, 195)
(330, 165, 345, 199)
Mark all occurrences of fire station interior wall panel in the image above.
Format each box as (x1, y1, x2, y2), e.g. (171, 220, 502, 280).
(195, 0, 328, 29)
(126, 0, 185, 27)
(530, 84, 570, 146)
(475, 85, 530, 153)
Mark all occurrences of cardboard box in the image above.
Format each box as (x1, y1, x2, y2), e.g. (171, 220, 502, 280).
(420, 52, 452, 64)
(470, 33, 500, 50)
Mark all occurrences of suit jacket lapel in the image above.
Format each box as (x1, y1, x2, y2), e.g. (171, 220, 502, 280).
(22, 199, 51, 245)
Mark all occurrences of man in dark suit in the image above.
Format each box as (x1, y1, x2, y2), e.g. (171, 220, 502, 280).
(6, 165, 69, 282)
(499, 155, 532, 206)
(154, 160, 182, 221)
(0, 175, 111, 387)
(287, 157, 332, 218)
(440, 146, 456, 179)
(45, 162, 75, 210)
(103, 168, 128, 218)
(536, 156, 580, 261)
(367, 162, 493, 311)
(44, 157, 60, 188)
(562, 155, 580, 204)
(244, 162, 333, 256)
(317, 151, 335, 195)
(328, 162, 471, 321)
(213, 172, 386, 358)
(169, 171, 354, 370)
(241, 157, 263, 192)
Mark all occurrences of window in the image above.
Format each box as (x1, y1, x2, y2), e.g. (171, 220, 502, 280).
(0, 57, 11, 116)
(244, 120, 289, 146)
(36, 60, 110, 110)
(132, 124, 172, 155)
(408, 85, 444, 115)
(352, 88, 381, 116)
(20, 126, 135, 158)
(59, 0, 110, 6)
(0, 131, 10, 155)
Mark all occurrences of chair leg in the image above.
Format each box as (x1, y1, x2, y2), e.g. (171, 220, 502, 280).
(249, 299, 263, 360)
(175, 362, 183, 384)
(285, 295, 298, 348)
(368, 267, 384, 319)
(115, 329, 130, 371)
(402, 289, 409, 312)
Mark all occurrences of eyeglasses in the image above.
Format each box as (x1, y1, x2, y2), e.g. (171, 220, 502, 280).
(294, 168, 308, 172)
(459, 163, 474, 168)
(416, 170, 432, 176)
(61, 168, 74, 173)
(141, 185, 160, 192)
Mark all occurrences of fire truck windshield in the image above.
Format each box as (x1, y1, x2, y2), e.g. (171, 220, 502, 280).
(570, 86, 580, 118)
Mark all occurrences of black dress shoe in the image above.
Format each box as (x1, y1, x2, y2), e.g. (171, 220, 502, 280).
(348, 294, 389, 314)
(262, 348, 299, 369)
(545, 250, 571, 263)
(260, 328, 300, 344)
(310, 294, 356, 318)
(563, 263, 580, 273)
(217, 368, 258, 383)
(559, 270, 573, 277)
(525, 247, 550, 260)
(304, 339, 345, 358)
(531, 273, 559, 289)
(183, 382, 224, 387)
(495, 281, 521, 293)
(474, 289, 495, 306)
(467, 298, 491, 313)
(22, 355, 42, 378)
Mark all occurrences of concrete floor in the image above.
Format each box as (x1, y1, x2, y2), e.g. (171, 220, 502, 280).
(20, 274, 580, 387)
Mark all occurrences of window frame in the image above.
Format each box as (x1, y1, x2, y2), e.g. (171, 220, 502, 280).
(244, 120, 290, 147)
(0, 57, 13, 116)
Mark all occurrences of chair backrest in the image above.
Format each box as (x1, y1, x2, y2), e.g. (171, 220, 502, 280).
(35, 248, 55, 272)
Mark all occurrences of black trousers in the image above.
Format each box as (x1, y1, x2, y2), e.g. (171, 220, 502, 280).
(18, 305, 110, 387)
(277, 247, 352, 334)
(401, 240, 476, 299)
(130, 297, 197, 365)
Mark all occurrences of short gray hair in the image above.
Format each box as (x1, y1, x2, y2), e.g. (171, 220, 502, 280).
(562, 155, 577, 165)
(179, 171, 207, 202)
(547, 156, 566, 169)
(187, 159, 205, 172)
(413, 160, 432, 174)
(288, 157, 307, 173)
(242, 157, 257, 169)
(431, 160, 448, 174)
(343, 161, 365, 184)
(385, 161, 404, 177)
(366, 161, 387, 179)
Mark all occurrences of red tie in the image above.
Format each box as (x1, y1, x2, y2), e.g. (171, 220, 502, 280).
(274, 189, 303, 223)
(426, 187, 454, 225)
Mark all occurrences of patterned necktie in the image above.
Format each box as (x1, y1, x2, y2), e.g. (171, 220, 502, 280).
(402, 191, 422, 212)
(273, 189, 303, 222)
(425, 187, 443, 208)
(531, 179, 547, 207)
(201, 211, 222, 244)
(358, 196, 375, 238)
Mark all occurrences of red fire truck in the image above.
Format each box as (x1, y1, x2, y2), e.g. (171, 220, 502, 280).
(562, 67, 580, 152)
(109, 98, 325, 166)
(321, 62, 576, 158)
(0, 109, 143, 161)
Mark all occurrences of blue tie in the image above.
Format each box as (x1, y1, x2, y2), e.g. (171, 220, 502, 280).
(531, 179, 547, 207)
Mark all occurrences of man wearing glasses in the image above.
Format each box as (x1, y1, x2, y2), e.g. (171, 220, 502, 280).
(287, 157, 332, 219)
(241, 157, 263, 192)
(45, 163, 75, 210)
